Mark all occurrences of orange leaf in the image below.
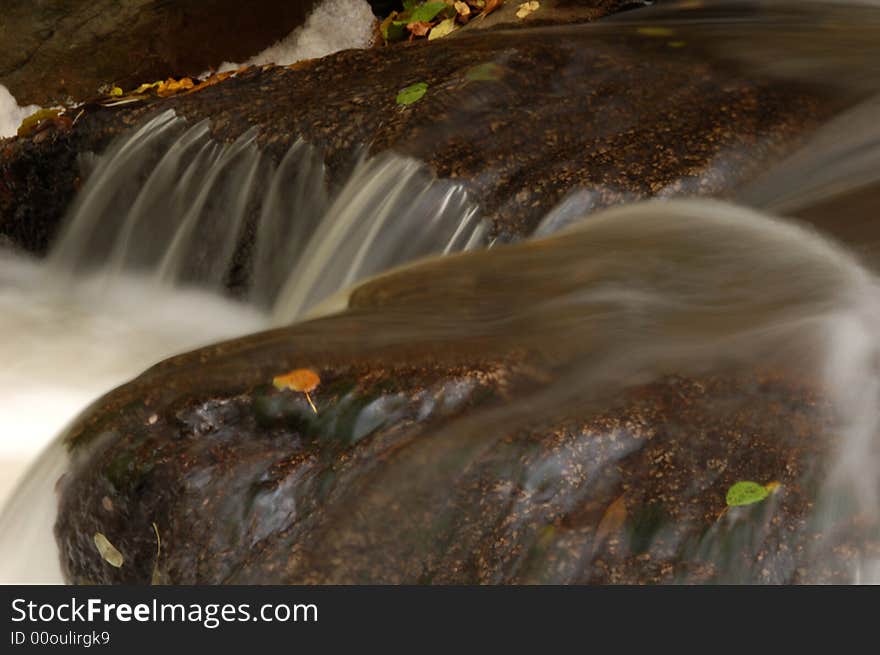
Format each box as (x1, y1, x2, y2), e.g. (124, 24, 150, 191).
(188, 70, 235, 94)
(156, 77, 195, 97)
(273, 368, 321, 393)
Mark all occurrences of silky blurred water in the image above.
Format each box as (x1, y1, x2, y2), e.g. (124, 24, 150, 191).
(3, 0, 880, 583)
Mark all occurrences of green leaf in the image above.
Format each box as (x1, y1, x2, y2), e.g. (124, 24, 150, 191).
(403, 0, 421, 9)
(725, 481, 770, 507)
(381, 16, 409, 43)
(396, 82, 428, 106)
(465, 62, 504, 82)
(410, 1, 448, 23)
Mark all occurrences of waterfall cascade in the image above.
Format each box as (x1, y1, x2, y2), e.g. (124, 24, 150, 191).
(3, 0, 880, 584)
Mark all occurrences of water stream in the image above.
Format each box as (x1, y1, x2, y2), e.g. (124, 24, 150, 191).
(2, 0, 880, 583)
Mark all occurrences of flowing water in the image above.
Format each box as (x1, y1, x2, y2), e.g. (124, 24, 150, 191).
(2, 0, 880, 583)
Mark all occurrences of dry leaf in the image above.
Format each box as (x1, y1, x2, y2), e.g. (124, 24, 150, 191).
(273, 368, 321, 392)
(188, 70, 235, 93)
(454, 1, 471, 19)
(156, 77, 194, 97)
(273, 368, 321, 413)
(429, 17, 458, 40)
(93, 532, 124, 568)
(408, 21, 433, 37)
(593, 495, 627, 554)
(132, 81, 162, 94)
(516, 1, 539, 18)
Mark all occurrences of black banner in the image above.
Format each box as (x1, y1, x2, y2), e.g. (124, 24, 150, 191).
(0, 586, 868, 651)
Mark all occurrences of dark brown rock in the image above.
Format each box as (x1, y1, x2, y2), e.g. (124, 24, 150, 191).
(1, 22, 838, 255)
(0, 0, 320, 107)
(53, 292, 871, 584)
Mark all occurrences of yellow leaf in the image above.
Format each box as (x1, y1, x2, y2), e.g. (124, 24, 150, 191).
(516, 1, 539, 18)
(429, 17, 458, 40)
(16, 108, 61, 137)
(133, 81, 163, 94)
(454, 1, 471, 19)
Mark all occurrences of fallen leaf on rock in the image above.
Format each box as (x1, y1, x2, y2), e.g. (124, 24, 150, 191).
(16, 108, 60, 137)
(381, 14, 409, 43)
(93, 532, 124, 568)
(429, 17, 458, 40)
(396, 81, 429, 106)
(408, 21, 433, 37)
(410, 1, 448, 23)
(516, 1, 539, 19)
(725, 480, 770, 507)
(189, 70, 235, 93)
(594, 495, 627, 554)
(273, 368, 321, 413)
(133, 81, 163, 94)
(156, 77, 194, 97)
(273, 368, 320, 392)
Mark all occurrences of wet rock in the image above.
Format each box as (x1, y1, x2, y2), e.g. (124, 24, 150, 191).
(1, 20, 835, 254)
(0, 0, 319, 107)
(53, 314, 871, 584)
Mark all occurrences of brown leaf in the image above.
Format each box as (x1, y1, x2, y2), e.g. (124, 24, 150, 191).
(454, 1, 472, 19)
(407, 21, 433, 37)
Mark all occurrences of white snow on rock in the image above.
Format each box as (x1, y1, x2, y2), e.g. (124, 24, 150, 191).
(0, 84, 39, 139)
(209, 0, 376, 76)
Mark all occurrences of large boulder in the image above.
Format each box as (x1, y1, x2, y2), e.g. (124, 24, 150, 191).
(1, 13, 838, 255)
(55, 202, 880, 584)
(0, 0, 320, 107)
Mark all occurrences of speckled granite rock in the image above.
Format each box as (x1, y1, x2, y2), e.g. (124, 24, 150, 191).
(54, 284, 875, 584)
(1, 21, 834, 255)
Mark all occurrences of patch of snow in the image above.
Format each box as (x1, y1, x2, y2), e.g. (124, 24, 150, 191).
(208, 0, 376, 76)
(0, 84, 39, 139)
